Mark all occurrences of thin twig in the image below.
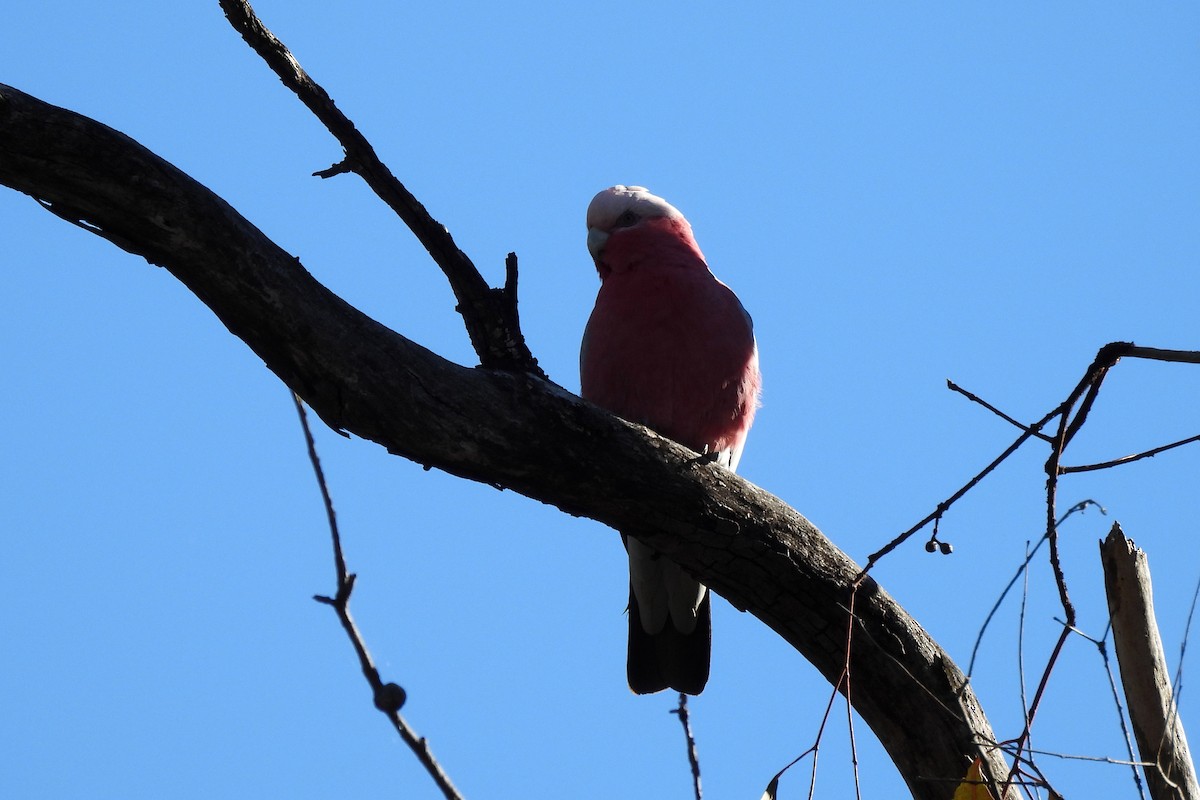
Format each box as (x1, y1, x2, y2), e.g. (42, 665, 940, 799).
(947, 380, 1054, 442)
(967, 501, 1105, 677)
(1082, 628, 1147, 799)
(1049, 616, 1147, 799)
(857, 419, 1048, 576)
(1021, 748, 1152, 768)
(843, 589, 863, 800)
(1018, 541, 1031, 741)
(671, 694, 703, 800)
(1172, 572, 1200, 704)
(1060, 366, 1109, 452)
(997, 388, 1084, 794)
(1046, 419, 1079, 627)
(292, 392, 347, 584)
(1060, 433, 1200, 474)
(761, 635, 851, 800)
(292, 393, 465, 800)
(1003, 626, 1072, 796)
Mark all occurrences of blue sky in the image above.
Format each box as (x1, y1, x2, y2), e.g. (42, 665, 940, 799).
(3, 3, 1199, 798)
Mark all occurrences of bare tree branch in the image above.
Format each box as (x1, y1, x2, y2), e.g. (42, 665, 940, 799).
(1055, 621, 1149, 799)
(671, 695, 703, 800)
(865, 341, 1200, 576)
(0, 80, 1009, 800)
(218, 0, 542, 376)
(293, 394, 464, 800)
(947, 379, 1054, 442)
(930, 342, 1200, 795)
(1061, 434, 1200, 475)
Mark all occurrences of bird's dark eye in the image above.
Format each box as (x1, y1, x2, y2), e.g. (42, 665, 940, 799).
(614, 209, 640, 228)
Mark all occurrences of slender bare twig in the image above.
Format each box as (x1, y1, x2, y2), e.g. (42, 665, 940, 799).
(1018, 541, 1031, 741)
(947, 379, 1054, 442)
(671, 694, 703, 800)
(858, 420, 1047, 574)
(999, 386, 1082, 794)
(218, 0, 542, 376)
(1044, 422, 1076, 623)
(1060, 364, 1109, 452)
(763, 618, 859, 800)
(967, 501, 1105, 678)
(292, 393, 465, 800)
(1002, 626, 1072, 796)
(764, 587, 908, 799)
(1172, 573, 1200, 703)
(1061, 623, 1148, 799)
(1061, 433, 1200, 474)
(292, 392, 348, 583)
(843, 589, 863, 800)
(1023, 748, 1153, 767)
(996, 751, 1054, 800)
(761, 641, 853, 800)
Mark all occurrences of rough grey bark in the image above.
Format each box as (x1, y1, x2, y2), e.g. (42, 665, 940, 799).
(0, 82, 1008, 799)
(1101, 524, 1199, 800)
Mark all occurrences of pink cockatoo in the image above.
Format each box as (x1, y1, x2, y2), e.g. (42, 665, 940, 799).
(581, 185, 762, 695)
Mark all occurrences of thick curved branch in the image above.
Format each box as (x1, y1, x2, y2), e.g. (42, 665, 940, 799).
(0, 83, 1007, 799)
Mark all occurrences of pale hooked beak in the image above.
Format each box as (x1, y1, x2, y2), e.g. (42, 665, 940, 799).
(586, 227, 609, 263)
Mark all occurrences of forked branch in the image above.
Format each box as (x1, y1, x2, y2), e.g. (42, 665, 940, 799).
(218, 0, 542, 376)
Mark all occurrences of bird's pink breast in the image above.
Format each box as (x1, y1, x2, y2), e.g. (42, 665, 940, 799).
(581, 251, 760, 455)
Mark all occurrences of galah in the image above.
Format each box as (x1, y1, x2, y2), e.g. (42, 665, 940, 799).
(581, 185, 761, 695)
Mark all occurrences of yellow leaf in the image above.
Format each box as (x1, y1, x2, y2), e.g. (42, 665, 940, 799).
(953, 757, 997, 800)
